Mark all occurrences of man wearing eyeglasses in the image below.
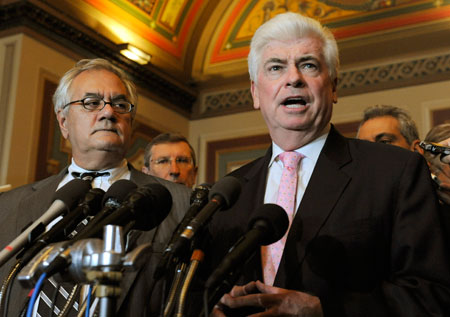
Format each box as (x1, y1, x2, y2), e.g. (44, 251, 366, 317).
(142, 133, 198, 188)
(0, 58, 190, 316)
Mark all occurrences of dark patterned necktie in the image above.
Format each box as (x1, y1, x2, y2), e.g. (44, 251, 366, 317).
(71, 171, 110, 182)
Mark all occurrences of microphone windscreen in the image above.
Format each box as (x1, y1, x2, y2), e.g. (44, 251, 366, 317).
(248, 203, 289, 246)
(208, 176, 242, 208)
(53, 179, 91, 210)
(102, 179, 137, 205)
(133, 183, 173, 231)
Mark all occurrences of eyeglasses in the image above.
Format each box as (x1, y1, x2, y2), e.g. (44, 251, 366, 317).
(419, 141, 450, 156)
(150, 157, 193, 168)
(63, 97, 134, 114)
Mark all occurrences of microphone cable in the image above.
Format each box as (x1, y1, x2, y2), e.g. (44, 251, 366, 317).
(26, 272, 47, 317)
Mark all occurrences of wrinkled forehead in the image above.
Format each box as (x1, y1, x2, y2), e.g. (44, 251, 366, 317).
(69, 69, 128, 99)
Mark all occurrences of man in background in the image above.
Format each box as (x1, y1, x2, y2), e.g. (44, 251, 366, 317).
(357, 105, 420, 151)
(142, 133, 197, 188)
(0, 58, 190, 316)
(205, 12, 450, 316)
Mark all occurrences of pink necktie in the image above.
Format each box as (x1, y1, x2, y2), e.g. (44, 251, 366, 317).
(262, 151, 303, 285)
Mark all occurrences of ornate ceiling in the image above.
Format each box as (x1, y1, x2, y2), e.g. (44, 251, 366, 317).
(2, 0, 450, 116)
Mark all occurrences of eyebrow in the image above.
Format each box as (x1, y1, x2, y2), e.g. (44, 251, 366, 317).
(374, 133, 396, 142)
(82, 93, 128, 101)
(263, 55, 318, 66)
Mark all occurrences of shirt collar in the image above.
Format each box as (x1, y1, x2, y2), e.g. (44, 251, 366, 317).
(68, 159, 129, 181)
(268, 126, 330, 167)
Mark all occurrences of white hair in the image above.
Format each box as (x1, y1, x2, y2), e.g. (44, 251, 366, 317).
(248, 12, 339, 83)
(53, 58, 137, 117)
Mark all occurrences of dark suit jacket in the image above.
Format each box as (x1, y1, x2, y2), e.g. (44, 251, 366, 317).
(0, 165, 191, 316)
(206, 126, 450, 316)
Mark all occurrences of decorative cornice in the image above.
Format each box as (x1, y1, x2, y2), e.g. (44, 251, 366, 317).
(0, 0, 196, 116)
(196, 52, 450, 118)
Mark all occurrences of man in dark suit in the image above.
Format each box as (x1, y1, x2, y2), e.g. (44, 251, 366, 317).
(0, 58, 190, 316)
(207, 12, 450, 316)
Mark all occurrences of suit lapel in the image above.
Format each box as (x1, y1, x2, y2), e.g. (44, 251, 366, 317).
(276, 127, 352, 288)
(14, 169, 67, 235)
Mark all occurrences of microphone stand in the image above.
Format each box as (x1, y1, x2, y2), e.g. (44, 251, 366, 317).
(175, 249, 204, 317)
(163, 261, 187, 317)
(85, 225, 124, 317)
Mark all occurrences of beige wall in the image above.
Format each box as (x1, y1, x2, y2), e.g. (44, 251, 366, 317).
(0, 33, 189, 189)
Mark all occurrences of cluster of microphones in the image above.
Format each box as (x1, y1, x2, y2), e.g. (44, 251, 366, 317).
(0, 176, 289, 316)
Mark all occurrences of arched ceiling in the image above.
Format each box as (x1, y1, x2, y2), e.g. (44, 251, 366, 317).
(2, 0, 450, 116)
(69, 0, 450, 80)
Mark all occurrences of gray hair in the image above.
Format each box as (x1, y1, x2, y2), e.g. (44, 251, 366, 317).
(144, 133, 197, 168)
(248, 12, 339, 83)
(359, 105, 419, 145)
(425, 123, 450, 143)
(53, 58, 137, 117)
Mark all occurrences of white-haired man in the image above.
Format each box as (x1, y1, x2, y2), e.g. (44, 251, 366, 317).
(0, 59, 190, 316)
(205, 12, 450, 316)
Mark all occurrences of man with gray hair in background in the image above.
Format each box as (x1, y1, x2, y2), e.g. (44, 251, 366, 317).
(203, 12, 450, 317)
(357, 105, 421, 151)
(0, 58, 190, 316)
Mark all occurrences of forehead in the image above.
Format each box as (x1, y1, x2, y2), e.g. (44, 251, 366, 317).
(151, 142, 192, 157)
(261, 37, 325, 60)
(70, 69, 127, 98)
(361, 116, 402, 135)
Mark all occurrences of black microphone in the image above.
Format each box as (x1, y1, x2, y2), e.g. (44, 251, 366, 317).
(72, 179, 137, 241)
(42, 183, 173, 277)
(17, 188, 105, 265)
(0, 179, 91, 267)
(154, 184, 211, 279)
(170, 176, 241, 259)
(205, 203, 288, 290)
(66, 182, 172, 241)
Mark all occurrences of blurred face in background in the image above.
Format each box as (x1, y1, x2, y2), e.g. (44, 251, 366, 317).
(142, 141, 197, 188)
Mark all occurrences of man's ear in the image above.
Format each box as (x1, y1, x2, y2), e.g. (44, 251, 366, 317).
(142, 165, 149, 174)
(332, 78, 338, 104)
(56, 110, 69, 139)
(412, 139, 424, 154)
(251, 81, 260, 110)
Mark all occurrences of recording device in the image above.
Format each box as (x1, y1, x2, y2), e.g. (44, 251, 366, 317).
(419, 141, 450, 156)
(154, 183, 211, 280)
(169, 176, 242, 259)
(17, 187, 105, 266)
(0, 179, 91, 267)
(72, 179, 137, 241)
(18, 183, 173, 284)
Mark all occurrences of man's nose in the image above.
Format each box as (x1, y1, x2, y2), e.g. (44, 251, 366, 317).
(169, 160, 181, 176)
(98, 102, 117, 120)
(286, 66, 305, 88)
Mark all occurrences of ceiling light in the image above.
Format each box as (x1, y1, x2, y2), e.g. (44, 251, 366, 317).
(119, 44, 151, 65)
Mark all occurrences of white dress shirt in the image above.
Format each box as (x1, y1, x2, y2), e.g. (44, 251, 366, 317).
(264, 129, 329, 215)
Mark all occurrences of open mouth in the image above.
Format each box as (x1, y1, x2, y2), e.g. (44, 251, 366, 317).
(281, 97, 308, 108)
(94, 128, 118, 134)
